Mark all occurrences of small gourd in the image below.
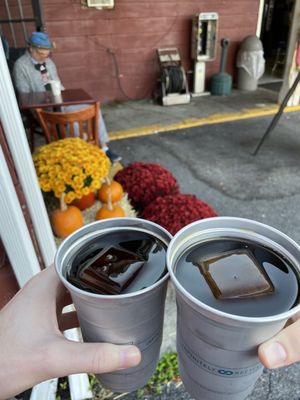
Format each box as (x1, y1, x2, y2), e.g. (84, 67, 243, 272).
(98, 179, 123, 203)
(72, 191, 95, 210)
(96, 188, 125, 220)
(95, 203, 125, 220)
(51, 194, 84, 238)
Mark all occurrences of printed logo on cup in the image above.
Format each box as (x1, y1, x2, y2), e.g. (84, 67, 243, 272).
(180, 341, 262, 378)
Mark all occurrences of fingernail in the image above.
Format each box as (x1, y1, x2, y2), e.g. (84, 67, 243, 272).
(264, 342, 287, 367)
(119, 346, 141, 369)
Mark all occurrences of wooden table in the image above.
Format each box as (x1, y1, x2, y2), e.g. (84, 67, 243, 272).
(18, 88, 96, 151)
(18, 88, 95, 111)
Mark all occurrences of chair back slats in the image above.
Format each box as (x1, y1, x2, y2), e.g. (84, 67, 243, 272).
(48, 123, 60, 140)
(69, 122, 75, 137)
(86, 119, 92, 140)
(35, 102, 100, 146)
(60, 124, 68, 139)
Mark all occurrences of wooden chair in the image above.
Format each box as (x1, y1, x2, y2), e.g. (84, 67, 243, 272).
(21, 110, 44, 153)
(35, 102, 100, 146)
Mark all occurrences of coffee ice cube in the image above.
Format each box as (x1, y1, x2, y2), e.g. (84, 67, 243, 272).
(77, 246, 145, 295)
(197, 249, 274, 299)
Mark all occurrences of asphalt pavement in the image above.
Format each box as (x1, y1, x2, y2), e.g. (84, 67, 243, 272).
(103, 97, 300, 400)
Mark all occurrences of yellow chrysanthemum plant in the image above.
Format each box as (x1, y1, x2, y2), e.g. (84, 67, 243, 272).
(33, 138, 111, 238)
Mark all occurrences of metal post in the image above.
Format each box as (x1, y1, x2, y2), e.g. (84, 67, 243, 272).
(31, 0, 44, 31)
(252, 70, 300, 155)
(253, 35, 300, 155)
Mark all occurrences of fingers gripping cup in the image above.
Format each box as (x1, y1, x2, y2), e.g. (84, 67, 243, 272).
(167, 217, 300, 400)
(55, 218, 172, 393)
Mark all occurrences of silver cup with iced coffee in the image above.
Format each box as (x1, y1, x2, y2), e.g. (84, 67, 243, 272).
(167, 217, 300, 400)
(55, 218, 172, 393)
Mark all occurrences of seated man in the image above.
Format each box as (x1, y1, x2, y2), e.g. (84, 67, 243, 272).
(13, 31, 121, 163)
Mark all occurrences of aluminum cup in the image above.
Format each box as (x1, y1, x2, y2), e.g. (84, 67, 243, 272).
(55, 218, 172, 393)
(166, 217, 300, 400)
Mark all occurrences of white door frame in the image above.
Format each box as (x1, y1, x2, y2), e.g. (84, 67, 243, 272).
(256, 0, 300, 105)
(0, 40, 57, 271)
(0, 40, 93, 400)
(279, 0, 300, 104)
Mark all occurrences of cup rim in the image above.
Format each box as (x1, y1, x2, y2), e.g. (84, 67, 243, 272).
(167, 216, 300, 324)
(55, 217, 171, 299)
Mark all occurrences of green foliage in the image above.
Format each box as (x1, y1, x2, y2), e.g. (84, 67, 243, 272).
(89, 374, 97, 391)
(150, 352, 179, 386)
(55, 377, 69, 400)
(59, 378, 68, 390)
(137, 352, 179, 397)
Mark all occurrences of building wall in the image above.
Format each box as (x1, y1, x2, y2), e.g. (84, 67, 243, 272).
(44, 0, 260, 103)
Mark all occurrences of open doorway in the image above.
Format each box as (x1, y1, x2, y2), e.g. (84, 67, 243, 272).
(259, 0, 294, 89)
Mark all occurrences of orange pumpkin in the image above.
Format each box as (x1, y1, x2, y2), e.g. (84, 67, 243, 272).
(95, 204, 125, 220)
(72, 192, 95, 210)
(98, 180, 124, 203)
(51, 195, 84, 238)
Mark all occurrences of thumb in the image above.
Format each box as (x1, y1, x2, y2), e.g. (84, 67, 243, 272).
(48, 339, 141, 377)
(258, 319, 300, 369)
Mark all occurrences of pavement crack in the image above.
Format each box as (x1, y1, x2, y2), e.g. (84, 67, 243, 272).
(168, 148, 300, 201)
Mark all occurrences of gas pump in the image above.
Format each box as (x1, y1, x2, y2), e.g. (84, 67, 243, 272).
(191, 12, 218, 96)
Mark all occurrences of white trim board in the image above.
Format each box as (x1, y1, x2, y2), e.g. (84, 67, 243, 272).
(0, 40, 92, 400)
(0, 40, 57, 268)
(0, 147, 41, 284)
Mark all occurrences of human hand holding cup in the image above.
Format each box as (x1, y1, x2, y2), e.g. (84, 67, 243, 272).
(55, 218, 172, 393)
(167, 217, 300, 400)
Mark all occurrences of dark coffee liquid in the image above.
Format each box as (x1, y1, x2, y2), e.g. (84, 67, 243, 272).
(175, 238, 299, 317)
(67, 230, 167, 295)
